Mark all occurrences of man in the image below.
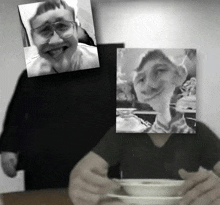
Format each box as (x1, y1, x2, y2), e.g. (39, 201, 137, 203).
(68, 122, 220, 205)
(0, 29, 122, 191)
(132, 49, 194, 133)
(26, 0, 99, 77)
(68, 50, 220, 205)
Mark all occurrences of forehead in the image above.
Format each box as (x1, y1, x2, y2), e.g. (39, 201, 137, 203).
(32, 7, 73, 28)
(137, 59, 175, 73)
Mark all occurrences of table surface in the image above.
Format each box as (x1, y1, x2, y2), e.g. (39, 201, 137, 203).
(2, 189, 73, 205)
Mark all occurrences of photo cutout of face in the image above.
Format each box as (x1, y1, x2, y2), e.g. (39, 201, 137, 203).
(18, 0, 99, 77)
(116, 48, 196, 134)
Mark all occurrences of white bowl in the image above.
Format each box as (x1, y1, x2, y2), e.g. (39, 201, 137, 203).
(120, 179, 184, 197)
(107, 194, 182, 205)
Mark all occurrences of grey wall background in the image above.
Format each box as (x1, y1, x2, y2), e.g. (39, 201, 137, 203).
(0, 0, 42, 193)
(92, 0, 220, 135)
(1, 0, 220, 193)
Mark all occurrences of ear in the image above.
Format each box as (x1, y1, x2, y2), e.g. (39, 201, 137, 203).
(174, 65, 188, 87)
(75, 23, 79, 32)
(30, 30, 36, 44)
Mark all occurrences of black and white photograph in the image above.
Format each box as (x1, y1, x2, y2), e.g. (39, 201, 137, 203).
(1, 0, 220, 205)
(116, 48, 196, 133)
(18, 0, 99, 77)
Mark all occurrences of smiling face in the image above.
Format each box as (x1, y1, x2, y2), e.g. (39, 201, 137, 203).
(31, 6, 78, 71)
(133, 52, 185, 111)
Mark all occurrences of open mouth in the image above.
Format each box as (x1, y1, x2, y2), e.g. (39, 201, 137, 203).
(46, 46, 69, 59)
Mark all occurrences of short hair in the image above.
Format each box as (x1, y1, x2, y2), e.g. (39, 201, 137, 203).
(135, 49, 176, 72)
(29, 0, 76, 29)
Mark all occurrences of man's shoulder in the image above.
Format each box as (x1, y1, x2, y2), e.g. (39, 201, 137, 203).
(78, 43, 100, 69)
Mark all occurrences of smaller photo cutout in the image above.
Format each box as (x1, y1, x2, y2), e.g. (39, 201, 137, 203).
(18, 0, 99, 77)
(116, 48, 196, 133)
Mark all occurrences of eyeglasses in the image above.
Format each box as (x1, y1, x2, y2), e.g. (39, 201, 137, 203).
(32, 20, 76, 39)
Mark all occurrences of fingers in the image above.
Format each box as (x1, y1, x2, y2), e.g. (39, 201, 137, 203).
(1, 152, 18, 178)
(180, 188, 220, 205)
(82, 170, 109, 187)
(80, 171, 119, 194)
(212, 198, 220, 205)
(213, 161, 220, 177)
(68, 152, 113, 205)
(178, 169, 220, 205)
(70, 169, 120, 194)
(69, 170, 120, 205)
(178, 169, 210, 195)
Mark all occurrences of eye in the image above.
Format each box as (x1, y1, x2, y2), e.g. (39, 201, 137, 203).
(56, 22, 70, 32)
(139, 77, 144, 83)
(137, 75, 146, 84)
(134, 72, 146, 85)
(156, 69, 164, 75)
(38, 25, 52, 37)
(156, 67, 168, 76)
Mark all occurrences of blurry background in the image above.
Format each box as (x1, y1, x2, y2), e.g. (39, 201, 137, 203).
(0, 0, 220, 193)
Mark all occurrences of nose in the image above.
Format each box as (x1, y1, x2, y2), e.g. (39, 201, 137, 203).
(140, 76, 159, 94)
(143, 75, 157, 89)
(48, 31, 63, 44)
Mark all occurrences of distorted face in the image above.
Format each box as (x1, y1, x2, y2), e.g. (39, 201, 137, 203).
(133, 58, 180, 110)
(31, 7, 78, 70)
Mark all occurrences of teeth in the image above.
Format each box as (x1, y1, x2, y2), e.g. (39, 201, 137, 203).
(48, 48, 63, 58)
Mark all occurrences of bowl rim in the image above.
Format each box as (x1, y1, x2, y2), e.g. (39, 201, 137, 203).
(119, 179, 184, 187)
(107, 193, 183, 200)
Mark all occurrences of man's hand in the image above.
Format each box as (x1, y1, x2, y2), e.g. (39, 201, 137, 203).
(178, 168, 220, 205)
(1, 152, 18, 178)
(68, 152, 120, 205)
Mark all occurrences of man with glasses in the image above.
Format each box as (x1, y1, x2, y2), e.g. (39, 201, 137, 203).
(0, 1, 120, 190)
(27, 0, 99, 77)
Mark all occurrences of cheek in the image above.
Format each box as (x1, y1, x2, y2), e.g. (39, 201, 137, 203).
(159, 72, 177, 87)
(65, 34, 78, 50)
(32, 34, 47, 47)
(64, 28, 78, 42)
(133, 84, 142, 99)
(162, 82, 176, 95)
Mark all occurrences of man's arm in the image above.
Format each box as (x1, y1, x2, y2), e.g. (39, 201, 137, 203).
(68, 151, 120, 205)
(0, 70, 28, 177)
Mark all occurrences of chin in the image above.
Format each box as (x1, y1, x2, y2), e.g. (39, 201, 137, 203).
(137, 93, 156, 105)
(53, 57, 72, 72)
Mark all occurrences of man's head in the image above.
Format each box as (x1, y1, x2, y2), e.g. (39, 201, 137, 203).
(133, 49, 187, 111)
(30, 0, 78, 71)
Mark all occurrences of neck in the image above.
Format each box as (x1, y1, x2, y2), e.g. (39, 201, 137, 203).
(153, 100, 171, 125)
(148, 133, 172, 148)
(157, 107, 171, 125)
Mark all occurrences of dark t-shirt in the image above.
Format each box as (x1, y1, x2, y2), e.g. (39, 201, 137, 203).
(93, 122, 220, 179)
